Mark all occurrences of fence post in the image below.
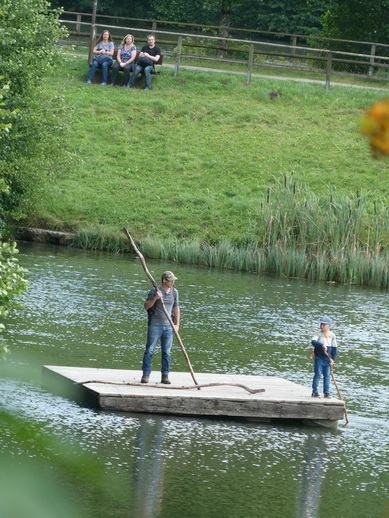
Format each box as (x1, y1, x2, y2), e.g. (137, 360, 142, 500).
(76, 14, 81, 34)
(325, 51, 332, 91)
(369, 44, 376, 76)
(88, 0, 98, 65)
(290, 35, 297, 56)
(174, 35, 183, 77)
(152, 21, 157, 33)
(247, 43, 254, 85)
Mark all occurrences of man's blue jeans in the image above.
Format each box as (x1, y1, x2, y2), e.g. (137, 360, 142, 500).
(142, 325, 173, 375)
(129, 64, 154, 89)
(87, 58, 113, 83)
(312, 357, 331, 394)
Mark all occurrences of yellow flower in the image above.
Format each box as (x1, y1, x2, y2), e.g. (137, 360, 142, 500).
(360, 98, 389, 156)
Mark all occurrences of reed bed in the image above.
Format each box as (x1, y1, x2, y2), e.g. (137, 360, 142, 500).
(74, 178, 388, 287)
(75, 226, 126, 253)
(138, 237, 388, 288)
(74, 219, 388, 288)
(136, 178, 388, 288)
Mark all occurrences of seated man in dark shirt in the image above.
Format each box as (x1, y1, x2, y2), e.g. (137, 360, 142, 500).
(128, 35, 161, 91)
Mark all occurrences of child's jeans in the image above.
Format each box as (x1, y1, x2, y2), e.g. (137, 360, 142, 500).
(312, 357, 330, 394)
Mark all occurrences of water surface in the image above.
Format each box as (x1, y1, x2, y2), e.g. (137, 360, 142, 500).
(0, 242, 387, 518)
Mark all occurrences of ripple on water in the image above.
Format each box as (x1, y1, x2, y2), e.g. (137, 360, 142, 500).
(1, 244, 388, 517)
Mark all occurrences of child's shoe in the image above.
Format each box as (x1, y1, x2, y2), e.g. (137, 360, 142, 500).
(311, 391, 320, 397)
(324, 393, 331, 398)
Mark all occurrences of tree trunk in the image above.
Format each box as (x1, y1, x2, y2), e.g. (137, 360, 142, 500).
(218, 0, 232, 57)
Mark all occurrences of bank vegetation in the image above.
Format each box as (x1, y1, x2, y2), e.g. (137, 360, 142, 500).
(13, 56, 389, 288)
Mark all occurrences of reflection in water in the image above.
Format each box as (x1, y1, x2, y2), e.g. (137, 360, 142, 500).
(296, 434, 326, 518)
(133, 419, 165, 518)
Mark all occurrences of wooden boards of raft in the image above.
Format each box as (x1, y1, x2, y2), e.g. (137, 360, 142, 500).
(42, 366, 346, 427)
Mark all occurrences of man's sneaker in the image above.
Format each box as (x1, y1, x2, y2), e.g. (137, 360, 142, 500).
(324, 393, 331, 398)
(100, 82, 107, 86)
(144, 87, 151, 91)
(311, 391, 320, 397)
(141, 374, 149, 383)
(86, 80, 92, 84)
(161, 374, 171, 384)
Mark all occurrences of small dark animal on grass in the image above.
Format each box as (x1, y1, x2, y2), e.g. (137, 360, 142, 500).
(269, 91, 282, 99)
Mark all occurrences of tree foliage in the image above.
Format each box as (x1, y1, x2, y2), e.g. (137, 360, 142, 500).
(48, 0, 331, 36)
(148, 0, 218, 26)
(49, 0, 153, 19)
(233, 0, 333, 35)
(0, 0, 66, 97)
(47, 0, 389, 44)
(147, 0, 331, 34)
(321, 0, 389, 44)
(0, 0, 67, 230)
(313, 1, 389, 72)
(0, 241, 28, 358)
(0, 0, 65, 357)
(0, 84, 28, 360)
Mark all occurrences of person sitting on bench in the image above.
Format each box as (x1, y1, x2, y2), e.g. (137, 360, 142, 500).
(86, 30, 114, 86)
(128, 35, 161, 91)
(110, 34, 137, 87)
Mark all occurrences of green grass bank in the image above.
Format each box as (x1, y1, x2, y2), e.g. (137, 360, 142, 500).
(24, 55, 388, 287)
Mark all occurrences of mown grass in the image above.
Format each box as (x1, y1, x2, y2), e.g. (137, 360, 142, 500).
(26, 55, 389, 286)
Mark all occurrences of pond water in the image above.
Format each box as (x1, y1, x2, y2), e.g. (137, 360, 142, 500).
(0, 242, 388, 518)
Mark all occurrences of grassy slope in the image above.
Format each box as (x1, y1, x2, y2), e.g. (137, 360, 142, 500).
(32, 55, 388, 245)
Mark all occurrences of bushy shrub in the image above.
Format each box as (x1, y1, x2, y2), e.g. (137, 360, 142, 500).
(0, 0, 67, 229)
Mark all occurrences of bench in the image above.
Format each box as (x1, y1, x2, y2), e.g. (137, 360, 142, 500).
(90, 50, 163, 85)
(112, 49, 163, 69)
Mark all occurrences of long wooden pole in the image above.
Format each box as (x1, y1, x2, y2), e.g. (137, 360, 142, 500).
(123, 228, 199, 387)
(323, 348, 349, 425)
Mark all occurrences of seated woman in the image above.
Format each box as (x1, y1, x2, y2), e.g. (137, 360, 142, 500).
(110, 34, 137, 87)
(86, 30, 114, 86)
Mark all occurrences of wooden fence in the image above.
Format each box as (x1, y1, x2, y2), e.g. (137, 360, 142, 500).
(57, 10, 389, 90)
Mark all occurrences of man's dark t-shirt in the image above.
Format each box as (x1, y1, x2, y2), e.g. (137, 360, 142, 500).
(141, 45, 161, 58)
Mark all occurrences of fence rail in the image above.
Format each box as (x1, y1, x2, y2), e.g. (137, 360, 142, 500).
(57, 10, 389, 90)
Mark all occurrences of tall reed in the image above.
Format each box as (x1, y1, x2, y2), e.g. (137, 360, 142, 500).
(250, 176, 388, 286)
(72, 179, 387, 288)
(75, 226, 126, 252)
(137, 178, 388, 288)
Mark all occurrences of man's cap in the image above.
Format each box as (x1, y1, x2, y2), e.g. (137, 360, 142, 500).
(320, 316, 333, 325)
(162, 271, 178, 281)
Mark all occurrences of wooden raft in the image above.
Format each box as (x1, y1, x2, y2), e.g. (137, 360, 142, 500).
(42, 366, 346, 427)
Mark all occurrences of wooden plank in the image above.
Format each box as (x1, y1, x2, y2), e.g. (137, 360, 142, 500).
(42, 366, 345, 426)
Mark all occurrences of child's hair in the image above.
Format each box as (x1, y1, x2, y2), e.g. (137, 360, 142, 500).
(96, 30, 112, 44)
(121, 34, 135, 46)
